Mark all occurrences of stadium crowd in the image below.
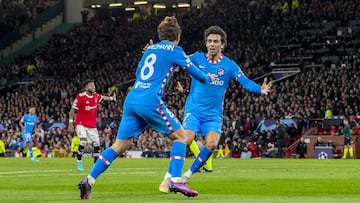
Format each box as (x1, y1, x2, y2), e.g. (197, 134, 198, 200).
(0, 0, 53, 39)
(0, 0, 359, 158)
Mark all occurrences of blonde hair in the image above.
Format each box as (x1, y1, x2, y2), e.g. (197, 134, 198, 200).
(157, 16, 181, 41)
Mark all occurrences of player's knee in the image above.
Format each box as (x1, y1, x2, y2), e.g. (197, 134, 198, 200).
(206, 142, 217, 150)
(205, 138, 219, 150)
(170, 129, 193, 145)
(80, 140, 87, 146)
(205, 133, 220, 150)
(111, 139, 131, 155)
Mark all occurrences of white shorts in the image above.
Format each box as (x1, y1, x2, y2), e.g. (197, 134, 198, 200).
(75, 125, 99, 144)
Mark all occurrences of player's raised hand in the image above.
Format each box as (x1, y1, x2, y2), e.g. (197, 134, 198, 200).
(142, 39, 154, 53)
(176, 81, 184, 93)
(261, 77, 271, 95)
(112, 93, 117, 101)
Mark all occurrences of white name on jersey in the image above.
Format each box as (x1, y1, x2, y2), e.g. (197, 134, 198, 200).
(148, 44, 175, 51)
(134, 81, 151, 89)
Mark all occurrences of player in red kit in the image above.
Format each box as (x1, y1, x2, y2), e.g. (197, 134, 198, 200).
(68, 79, 116, 172)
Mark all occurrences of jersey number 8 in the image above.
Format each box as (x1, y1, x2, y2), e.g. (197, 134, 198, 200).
(140, 54, 156, 80)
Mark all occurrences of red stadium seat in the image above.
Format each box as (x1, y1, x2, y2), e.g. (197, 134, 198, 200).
(329, 126, 337, 136)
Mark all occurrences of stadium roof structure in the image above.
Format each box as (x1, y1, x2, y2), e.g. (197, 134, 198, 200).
(83, 0, 191, 9)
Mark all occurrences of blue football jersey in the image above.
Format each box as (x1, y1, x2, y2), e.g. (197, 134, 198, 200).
(126, 41, 210, 106)
(21, 114, 38, 134)
(184, 52, 261, 117)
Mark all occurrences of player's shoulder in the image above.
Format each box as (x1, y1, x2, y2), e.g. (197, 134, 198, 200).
(191, 51, 205, 57)
(222, 55, 235, 64)
(94, 92, 103, 98)
(222, 55, 239, 68)
(77, 91, 87, 97)
(189, 51, 205, 60)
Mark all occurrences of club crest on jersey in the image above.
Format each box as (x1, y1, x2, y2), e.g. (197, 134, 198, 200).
(218, 68, 224, 76)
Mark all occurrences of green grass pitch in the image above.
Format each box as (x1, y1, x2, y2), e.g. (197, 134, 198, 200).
(0, 158, 359, 203)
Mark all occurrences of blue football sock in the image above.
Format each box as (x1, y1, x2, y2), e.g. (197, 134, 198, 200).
(16, 141, 24, 148)
(28, 146, 34, 158)
(90, 148, 118, 179)
(170, 142, 186, 178)
(190, 147, 213, 173)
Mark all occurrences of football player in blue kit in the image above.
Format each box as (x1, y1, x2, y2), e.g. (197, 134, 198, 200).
(77, 16, 216, 199)
(159, 25, 271, 192)
(17, 106, 39, 162)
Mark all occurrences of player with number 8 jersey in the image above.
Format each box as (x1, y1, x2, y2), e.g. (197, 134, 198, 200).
(77, 16, 215, 199)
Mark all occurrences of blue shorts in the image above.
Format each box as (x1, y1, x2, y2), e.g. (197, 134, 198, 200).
(182, 112, 222, 138)
(117, 103, 182, 140)
(22, 131, 32, 143)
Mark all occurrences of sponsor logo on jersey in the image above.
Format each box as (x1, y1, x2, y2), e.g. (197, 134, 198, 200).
(218, 68, 224, 76)
(210, 77, 224, 86)
(85, 106, 97, 111)
(134, 81, 151, 89)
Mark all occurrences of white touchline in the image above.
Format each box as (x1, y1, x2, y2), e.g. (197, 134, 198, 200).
(0, 169, 68, 174)
(0, 170, 157, 178)
(0, 167, 164, 175)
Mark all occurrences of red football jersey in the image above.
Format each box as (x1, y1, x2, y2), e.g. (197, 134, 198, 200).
(72, 92, 103, 128)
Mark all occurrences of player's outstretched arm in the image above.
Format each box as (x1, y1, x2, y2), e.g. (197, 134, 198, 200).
(184, 65, 216, 84)
(68, 107, 75, 133)
(19, 119, 24, 131)
(102, 94, 116, 102)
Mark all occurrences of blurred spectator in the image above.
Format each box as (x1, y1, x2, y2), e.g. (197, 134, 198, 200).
(314, 136, 325, 147)
(231, 141, 241, 158)
(275, 120, 287, 158)
(265, 142, 278, 158)
(71, 133, 80, 157)
(240, 147, 252, 159)
(296, 136, 307, 158)
(0, 136, 5, 157)
(215, 144, 224, 158)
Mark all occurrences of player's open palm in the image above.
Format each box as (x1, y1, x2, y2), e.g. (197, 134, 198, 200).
(142, 39, 154, 53)
(176, 81, 185, 93)
(261, 77, 271, 95)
